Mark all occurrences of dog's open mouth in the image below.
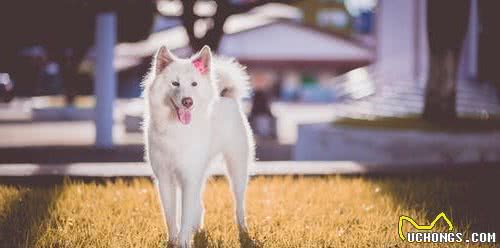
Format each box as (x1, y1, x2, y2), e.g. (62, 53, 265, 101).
(170, 99, 192, 125)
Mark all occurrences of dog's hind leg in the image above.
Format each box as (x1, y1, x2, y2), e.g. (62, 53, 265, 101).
(224, 147, 250, 232)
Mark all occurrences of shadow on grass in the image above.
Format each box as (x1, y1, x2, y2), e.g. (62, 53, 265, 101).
(0, 176, 65, 247)
(238, 230, 263, 248)
(191, 229, 262, 248)
(371, 165, 500, 234)
(193, 230, 212, 248)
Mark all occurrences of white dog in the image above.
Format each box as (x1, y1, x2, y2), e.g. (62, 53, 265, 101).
(143, 45, 254, 247)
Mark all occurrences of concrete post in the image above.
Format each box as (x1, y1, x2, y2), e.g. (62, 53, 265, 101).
(94, 12, 116, 148)
(466, 0, 478, 80)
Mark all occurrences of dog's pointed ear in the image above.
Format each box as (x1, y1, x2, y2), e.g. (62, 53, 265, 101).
(192, 45, 212, 74)
(154, 46, 175, 75)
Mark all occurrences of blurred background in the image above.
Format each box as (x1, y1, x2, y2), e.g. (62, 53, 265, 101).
(0, 0, 499, 166)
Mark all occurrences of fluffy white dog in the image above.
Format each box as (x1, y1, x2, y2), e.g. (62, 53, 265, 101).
(143, 45, 254, 247)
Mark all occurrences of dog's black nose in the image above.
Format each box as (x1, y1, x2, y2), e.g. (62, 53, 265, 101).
(181, 97, 193, 108)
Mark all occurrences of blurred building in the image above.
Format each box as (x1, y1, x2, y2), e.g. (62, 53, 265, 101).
(115, 2, 375, 102)
(216, 20, 374, 102)
(140, 0, 376, 102)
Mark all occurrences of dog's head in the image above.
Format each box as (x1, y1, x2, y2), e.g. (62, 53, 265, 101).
(147, 45, 218, 125)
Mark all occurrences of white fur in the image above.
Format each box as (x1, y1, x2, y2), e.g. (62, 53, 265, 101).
(143, 45, 254, 247)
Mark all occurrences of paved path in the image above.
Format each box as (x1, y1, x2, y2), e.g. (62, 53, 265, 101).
(0, 139, 291, 163)
(0, 161, 366, 177)
(0, 161, 497, 177)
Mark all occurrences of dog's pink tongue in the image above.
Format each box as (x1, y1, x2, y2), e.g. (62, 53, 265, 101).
(177, 108, 192, 125)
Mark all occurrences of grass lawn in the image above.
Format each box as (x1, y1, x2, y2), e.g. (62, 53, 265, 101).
(333, 116, 500, 133)
(0, 171, 499, 247)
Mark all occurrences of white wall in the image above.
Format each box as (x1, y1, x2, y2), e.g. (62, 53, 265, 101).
(377, 0, 478, 85)
(376, 0, 419, 82)
(415, 0, 429, 85)
(460, 0, 478, 81)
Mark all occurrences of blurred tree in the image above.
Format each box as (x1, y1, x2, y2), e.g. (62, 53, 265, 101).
(0, 0, 155, 104)
(477, 1, 500, 98)
(179, 0, 298, 51)
(423, 0, 469, 122)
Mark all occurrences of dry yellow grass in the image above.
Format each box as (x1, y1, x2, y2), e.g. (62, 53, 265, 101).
(0, 175, 498, 248)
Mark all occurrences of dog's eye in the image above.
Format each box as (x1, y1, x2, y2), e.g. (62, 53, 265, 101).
(171, 81, 180, 87)
(191, 82, 198, 87)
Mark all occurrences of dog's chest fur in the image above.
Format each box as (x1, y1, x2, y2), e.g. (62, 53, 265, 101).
(148, 122, 211, 170)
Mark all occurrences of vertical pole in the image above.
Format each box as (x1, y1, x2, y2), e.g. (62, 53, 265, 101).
(467, 0, 478, 80)
(94, 12, 116, 148)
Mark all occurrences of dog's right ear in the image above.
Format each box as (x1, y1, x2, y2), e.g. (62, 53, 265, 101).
(154, 46, 175, 75)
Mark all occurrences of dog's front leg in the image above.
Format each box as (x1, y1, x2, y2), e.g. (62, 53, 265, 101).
(156, 172, 179, 244)
(178, 174, 204, 248)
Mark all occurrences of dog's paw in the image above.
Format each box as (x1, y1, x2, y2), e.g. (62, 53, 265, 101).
(166, 238, 179, 248)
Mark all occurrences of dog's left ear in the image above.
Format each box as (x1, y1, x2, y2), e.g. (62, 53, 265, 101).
(192, 45, 212, 75)
(154, 46, 176, 75)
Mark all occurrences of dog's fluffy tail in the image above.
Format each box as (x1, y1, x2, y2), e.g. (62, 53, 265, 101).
(213, 57, 251, 100)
